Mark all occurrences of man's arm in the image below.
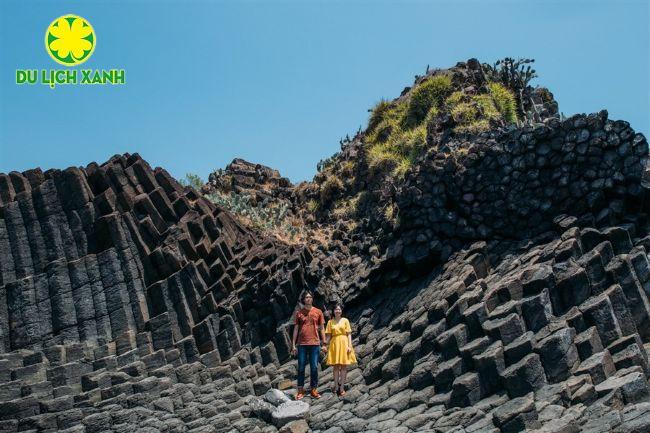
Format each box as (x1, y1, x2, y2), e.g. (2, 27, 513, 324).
(292, 325, 298, 348)
(320, 324, 327, 353)
(319, 312, 327, 345)
(291, 317, 299, 354)
(320, 325, 327, 344)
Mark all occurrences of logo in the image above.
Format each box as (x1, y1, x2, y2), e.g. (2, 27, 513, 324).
(16, 14, 125, 88)
(45, 15, 96, 66)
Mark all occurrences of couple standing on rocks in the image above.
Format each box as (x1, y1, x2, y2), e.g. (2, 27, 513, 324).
(290, 291, 357, 400)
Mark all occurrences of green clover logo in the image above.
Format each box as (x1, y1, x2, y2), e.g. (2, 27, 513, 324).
(45, 15, 96, 66)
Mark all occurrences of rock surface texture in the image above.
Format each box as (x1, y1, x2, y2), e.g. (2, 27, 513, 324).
(1, 59, 650, 432)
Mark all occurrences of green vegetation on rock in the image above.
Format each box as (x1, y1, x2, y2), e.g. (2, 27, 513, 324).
(367, 123, 428, 178)
(365, 74, 452, 178)
(319, 174, 344, 205)
(331, 194, 361, 219)
(364, 71, 520, 179)
(206, 191, 300, 240)
(445, 81, 518, 134)
(308, 59, 548, 221)
(401, 74, 452, 129)
(180, 173, 205, 190)
(367, 100, 392, 133)
(487, 82, 518, 123)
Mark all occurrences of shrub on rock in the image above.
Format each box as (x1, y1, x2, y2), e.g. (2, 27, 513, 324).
(401, 74, 452, 129)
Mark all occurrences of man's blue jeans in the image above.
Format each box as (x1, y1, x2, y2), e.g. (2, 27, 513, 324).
(297, 345, 320, 388)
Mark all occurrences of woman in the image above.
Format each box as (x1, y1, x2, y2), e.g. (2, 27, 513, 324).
(324, 303, 357, 396)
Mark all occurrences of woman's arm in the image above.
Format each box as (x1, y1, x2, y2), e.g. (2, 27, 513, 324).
(324, 319, 331, 349)
(346, 319, 353, 353)
(323, 320, 329, 344)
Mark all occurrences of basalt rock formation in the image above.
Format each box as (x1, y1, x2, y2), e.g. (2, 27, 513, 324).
(205, 159, 294, 208)
(1, 59, 650, 433)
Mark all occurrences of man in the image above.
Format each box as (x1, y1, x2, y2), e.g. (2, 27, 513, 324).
(291, 291, 326, 400)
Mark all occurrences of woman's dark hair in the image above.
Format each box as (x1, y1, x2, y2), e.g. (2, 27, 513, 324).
(331, 303, 343, 315)
(301, 291, 313, 302)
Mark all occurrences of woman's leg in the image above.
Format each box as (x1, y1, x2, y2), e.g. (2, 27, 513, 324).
(340, 366, 348, 391)
(332, 365, 339, 392)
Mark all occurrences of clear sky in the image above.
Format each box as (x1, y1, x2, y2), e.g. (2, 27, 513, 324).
(1, 0, 648, 183)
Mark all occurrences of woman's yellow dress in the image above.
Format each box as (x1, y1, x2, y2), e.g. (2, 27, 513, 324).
(325, 318, 357, 365)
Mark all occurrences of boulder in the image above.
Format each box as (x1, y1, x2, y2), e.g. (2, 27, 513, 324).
(271, 401, 310, 428)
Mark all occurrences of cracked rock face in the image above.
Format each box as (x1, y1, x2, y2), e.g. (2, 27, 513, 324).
(1, 84, 650, 432)
(395, 111, 647, 274)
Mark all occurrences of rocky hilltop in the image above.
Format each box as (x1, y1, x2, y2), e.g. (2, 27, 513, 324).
(1, 58, 650, 433)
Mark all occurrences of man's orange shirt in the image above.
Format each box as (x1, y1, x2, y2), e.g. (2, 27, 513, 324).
(294, 307, 325, 345)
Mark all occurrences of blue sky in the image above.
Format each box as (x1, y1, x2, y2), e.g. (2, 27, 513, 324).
(1, 0, 648, 183)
